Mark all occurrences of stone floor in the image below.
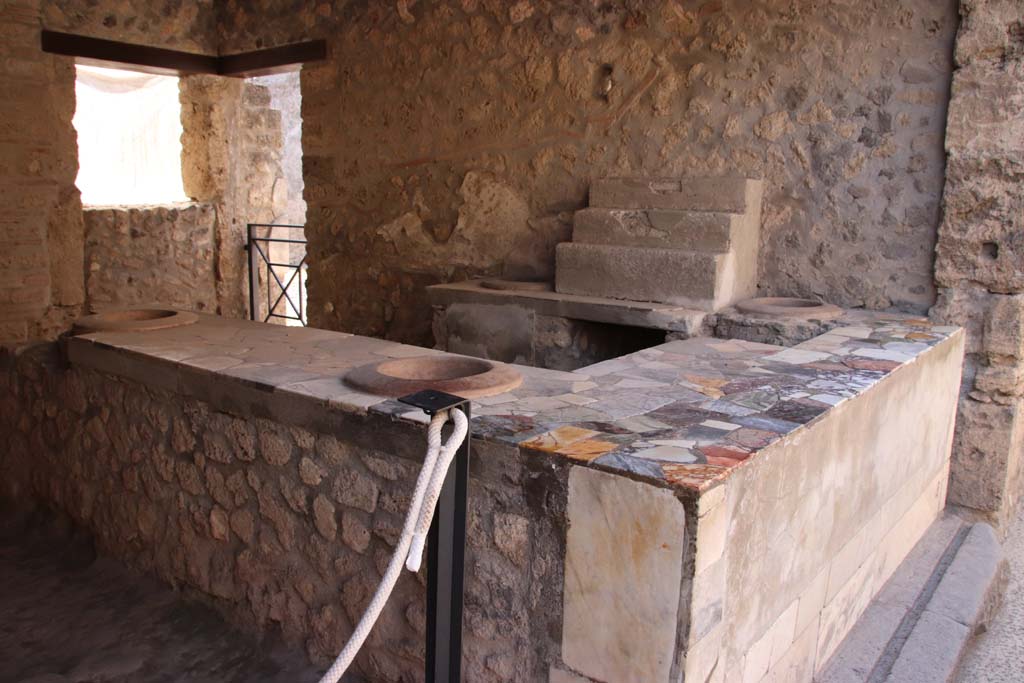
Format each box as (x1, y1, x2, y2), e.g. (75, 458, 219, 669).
(0, 506, 325, 683)
(956, 503, 1024, 683)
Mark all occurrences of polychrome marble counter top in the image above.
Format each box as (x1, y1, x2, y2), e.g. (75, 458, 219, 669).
(66, 312, 961, 498)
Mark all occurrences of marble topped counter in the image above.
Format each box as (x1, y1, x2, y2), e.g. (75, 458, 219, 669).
(66, 311, 961, 499)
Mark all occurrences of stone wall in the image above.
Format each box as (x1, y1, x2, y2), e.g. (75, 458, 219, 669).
(180, 76, 290, 320)
(253, 72, 306, 226)
(83, 204, 218, 313)
(931, 0, 1024, 530)
(43, 0, 218, 54)
(217, 0, 959, 344)
(0, 345, 567, 682)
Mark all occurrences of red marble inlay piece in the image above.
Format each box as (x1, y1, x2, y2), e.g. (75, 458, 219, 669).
(698, 445, 751, 463)
(661, 463, 730, 491)
(842, 357, 900, 372)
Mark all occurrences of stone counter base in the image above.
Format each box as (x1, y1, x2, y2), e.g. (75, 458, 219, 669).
(0, 345, 568, 683)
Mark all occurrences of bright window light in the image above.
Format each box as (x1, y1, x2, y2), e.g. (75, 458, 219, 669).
(72, 65, 189, 206)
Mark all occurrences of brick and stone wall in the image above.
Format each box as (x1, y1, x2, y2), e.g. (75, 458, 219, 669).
(83, 204, 218, 313)
(931, 0, 1024, 530)
(0, 0, 212, 344)
(0, 1, 296, 343)
(0, 1, 85, 343)
(0, 345, 567, 682)
(217, 0, 959, 343)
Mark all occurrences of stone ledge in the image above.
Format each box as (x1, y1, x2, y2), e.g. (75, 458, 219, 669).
(819, 517, 1006, 683)
(427, 279, 708, 333)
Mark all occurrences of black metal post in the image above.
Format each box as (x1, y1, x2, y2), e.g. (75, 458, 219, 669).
(397, 390, 470, 683)
(245, 223, 256, 321)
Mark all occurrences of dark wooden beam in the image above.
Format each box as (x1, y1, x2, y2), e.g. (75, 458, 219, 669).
(219, 41, 327, 77)
(40, 30, 327, 78)
(41, 30, 218, 75)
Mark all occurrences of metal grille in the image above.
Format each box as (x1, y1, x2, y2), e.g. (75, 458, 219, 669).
(246, 223, 307, 325)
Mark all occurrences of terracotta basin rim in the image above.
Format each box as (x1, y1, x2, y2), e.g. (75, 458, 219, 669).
(735, 297, 843, 320)
(344, 355, 523, 399)
(72, 308, 199, 334)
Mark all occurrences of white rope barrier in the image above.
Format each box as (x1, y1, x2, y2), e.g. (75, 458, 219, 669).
(316, 407, 469, 683)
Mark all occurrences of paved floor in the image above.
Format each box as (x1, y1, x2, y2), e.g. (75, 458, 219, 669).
(956, 504, 1024, 683)
(0, 509, 323, 683)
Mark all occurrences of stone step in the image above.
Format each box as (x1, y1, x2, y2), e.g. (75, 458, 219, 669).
(572, 207, 744, 252)
(819, 516, 1006, 683)
(589, 177, 762, 213)
(555, 242, 755, 311)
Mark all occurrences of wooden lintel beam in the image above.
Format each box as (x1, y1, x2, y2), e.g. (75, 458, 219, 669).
(219, 41, 328, 77)
(41, 30, 218, 75)
(40, 30, 326, 78)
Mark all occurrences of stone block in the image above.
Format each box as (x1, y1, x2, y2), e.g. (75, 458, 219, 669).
(883, 612, 969, 683)
(572, 207, 740, 252)
(934, 155, 1024, 293)
(973, 362, 1024, 396)
(590, 177, 762, 214)
(695, 493, 731, 574)
(927, 523, 1003, 628)
(983, 293, 1024, 359)
(945, 61, 1024, 159)
(562, 467, 686, 683)
(764, 618, 818, 683)
(683, 624, 724, 683)
(954, 0, 1024, 66)
(947, 398, 1024, 513)
(930, 284, 992, 355)
(555, 243, 755, 310)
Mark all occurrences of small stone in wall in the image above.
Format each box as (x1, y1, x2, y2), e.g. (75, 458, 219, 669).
(341, 574, 374, 624)
(362, 453, 408, 481)
(755, 111, 793, 142)
(310, 604, 346, 661)
(291, 426, 315, 451)
(260, 427, 294, 466)
(332, 470, 379, 513)
(509, 0, 533, 24)
(299, 456, 326, 486)
(229, 420, 258, 462)
(372, 514, 401, 547)
(230, 508, 256, 543)
(171, 417, 195, 453)
(280, 475, 310, 514)
(176, 461, 205, 496)
(210, 507, 230, 541)
(226, 471, 250, 507)
(316, 434, 349, 467)
(313, 494, 337, 540)
(341, 512, 371, 553)
(405, 600, 426, 634)
(205, 468, 233, 509)
(203, 434, 235, 464)
(493, 512, 530, 567)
